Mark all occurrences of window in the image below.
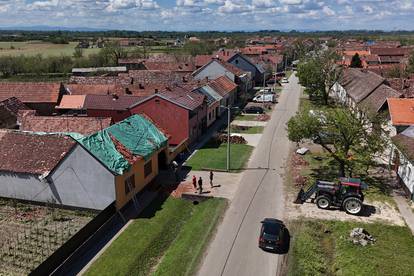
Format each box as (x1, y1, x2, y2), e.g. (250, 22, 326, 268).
(144, 161, 152, 178)
(124, 175, 135, 195)
(209, 112, 211, 120)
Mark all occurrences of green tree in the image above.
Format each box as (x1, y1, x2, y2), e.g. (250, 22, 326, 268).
(287, 107, 386, 177)
(350, 53, 362, 68)
(296, 49, 342, 105)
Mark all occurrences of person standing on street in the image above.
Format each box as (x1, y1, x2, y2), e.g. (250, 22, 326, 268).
(209, 171, 214, 188)
(198, 177, 203, 194)
(192, 175, 197, 191)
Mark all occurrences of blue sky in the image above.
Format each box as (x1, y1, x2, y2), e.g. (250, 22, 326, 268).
(0, 0, 413, 31)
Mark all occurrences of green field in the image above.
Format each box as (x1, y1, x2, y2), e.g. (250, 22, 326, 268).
(287, 219, 414, 276)
(230, 125, 264, 134)
(0, 41, 100, 57)
(186, 140, 253, 171)
(86, 196, 227, 276)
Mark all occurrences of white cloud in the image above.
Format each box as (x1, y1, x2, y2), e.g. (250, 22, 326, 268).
(218, 0, 252, 13)
(252, 0, 277, 8)
(27, 0, 58, 10)
(322, 5, 335, 15)
(362, 4, 373, 14)
(280, 0, 302, 4)
(106, 0, 159, 12)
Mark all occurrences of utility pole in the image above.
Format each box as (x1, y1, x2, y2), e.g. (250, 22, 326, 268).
(262, 72, 266, 108)
(221, 105, 238, 172)
(227, 107, 230, 172)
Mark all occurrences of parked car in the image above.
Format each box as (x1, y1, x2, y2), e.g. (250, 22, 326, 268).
(281, 77, 289, 83)
(257, 88, 275, 95)
(252, 94, 275, 103)
(244, 106, 264, 114)
(258, 218, 287, 252)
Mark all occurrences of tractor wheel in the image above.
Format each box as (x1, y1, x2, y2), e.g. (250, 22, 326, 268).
(316, 195, 331, 209)
(343, 197, 363, 215)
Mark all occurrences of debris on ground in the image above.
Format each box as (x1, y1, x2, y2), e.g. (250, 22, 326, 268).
(349, 227, 376, 246)
(257, 114, 270, 121)
(296, 147, 309, 155)
(218, 134, 247, 144)
(290, 154, 310, 187)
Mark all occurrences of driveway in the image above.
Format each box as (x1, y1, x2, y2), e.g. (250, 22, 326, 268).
(197, 73, 302, 276)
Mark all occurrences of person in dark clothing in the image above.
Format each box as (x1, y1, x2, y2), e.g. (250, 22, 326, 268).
(209, 171, 214, 188)
(198, 177, 203, 194)
(192, 175, 197, 190)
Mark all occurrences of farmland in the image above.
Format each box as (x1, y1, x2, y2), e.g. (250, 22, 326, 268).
(0, 198, 94, 275)
(0, 41, 100, 57)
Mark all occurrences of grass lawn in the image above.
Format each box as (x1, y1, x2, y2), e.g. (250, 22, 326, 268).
(85, 196, 227, 276)
(230, 125, 264, 134)
(287, 219, 414, 276)
(153, 198, 227, 276)
(186, 140, 253, 171)
(233, 114, 260, 121)
(0, 41, 100, 57)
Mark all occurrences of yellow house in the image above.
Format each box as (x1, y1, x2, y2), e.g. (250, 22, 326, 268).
(77, 114, 168, 210)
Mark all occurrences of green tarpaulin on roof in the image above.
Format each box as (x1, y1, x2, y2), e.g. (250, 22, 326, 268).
(75, 115, 168, 175)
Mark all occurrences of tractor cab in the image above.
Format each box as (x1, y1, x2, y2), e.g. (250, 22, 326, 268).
(295, 177, 368, 215)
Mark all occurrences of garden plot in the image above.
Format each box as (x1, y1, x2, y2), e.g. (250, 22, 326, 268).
(0, 198, 94, 275)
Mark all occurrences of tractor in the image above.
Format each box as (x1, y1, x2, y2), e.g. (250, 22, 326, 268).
(294, 178, 368, 215)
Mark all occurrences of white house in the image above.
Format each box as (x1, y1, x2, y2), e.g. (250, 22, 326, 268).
(390, 126, 414, 200)
(0, 130, 115, 210)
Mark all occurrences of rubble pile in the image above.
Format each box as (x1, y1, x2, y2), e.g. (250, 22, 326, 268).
(349, 228, 376, 246)
(257, 114, 270, 121)
(218, 134, 247, 144)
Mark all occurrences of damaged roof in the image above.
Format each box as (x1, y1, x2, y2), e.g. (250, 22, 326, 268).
(0, 130, 75, 175)
(20, 115, 112, 136)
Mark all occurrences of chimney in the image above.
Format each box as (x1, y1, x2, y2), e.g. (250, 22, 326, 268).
(182, 76, 188, 83)
(155, 88, 159, 94)
(125, 87, 132, 95)
(205, 76, 209, 82)
(112, 93, 119, 100)
(130, 78, 134, 85)
(139, 83, 144, 89)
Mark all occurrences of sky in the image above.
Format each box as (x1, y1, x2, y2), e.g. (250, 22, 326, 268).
(0, 0, 413, 31)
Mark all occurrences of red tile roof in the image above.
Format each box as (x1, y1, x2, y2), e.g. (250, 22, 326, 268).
(84, 94, 146, 111)
(159, 86, 205, 110)
(387, 98, 414, 126)
(143, 61, 196, 72)
(0, 97, 30, 115)
(208, 76, 238, 97)
(0, 82, 62, 103)
(387, 78, 414, 98)
(65, 84, 119, 95)
(127, 70, 192, 85)
(195, 55, 213, 67)
(20, 115, 112, 135)
(56, 95, 86, 110)
(369, 47, 410, 56)
(0, 130, 75, 175)
(69, 76, 133, 86)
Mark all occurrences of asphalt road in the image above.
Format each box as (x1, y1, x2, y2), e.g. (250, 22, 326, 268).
(197, 73, 302, 276)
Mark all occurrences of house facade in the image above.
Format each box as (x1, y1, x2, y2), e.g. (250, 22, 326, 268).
(0, 131, 115, 210)
(390, 127, 414, 200)
(0, 115, 168, 211)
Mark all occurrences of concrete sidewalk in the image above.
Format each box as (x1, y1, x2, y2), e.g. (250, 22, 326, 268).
(393, 190, 414, 234)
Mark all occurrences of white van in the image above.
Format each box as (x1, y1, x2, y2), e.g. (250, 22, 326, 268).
(253, 94, 275, 103)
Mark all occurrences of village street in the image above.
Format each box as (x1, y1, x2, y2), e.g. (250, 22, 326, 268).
(197, 73, 302, 276)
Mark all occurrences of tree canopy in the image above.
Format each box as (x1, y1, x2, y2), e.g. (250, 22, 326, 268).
(287, 106, 386, 177)
(296, 49, 342, 105)
(350, 53, 362, 68)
